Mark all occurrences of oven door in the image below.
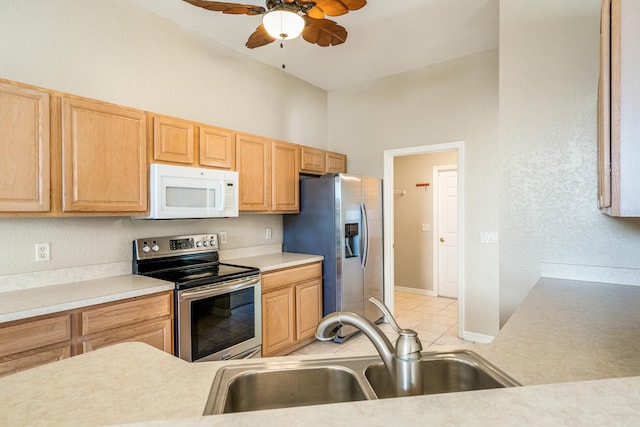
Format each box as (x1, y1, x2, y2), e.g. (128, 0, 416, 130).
(177, 275, 261, 362)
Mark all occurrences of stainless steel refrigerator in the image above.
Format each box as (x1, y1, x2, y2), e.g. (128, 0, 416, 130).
(283, 173, 383, 342)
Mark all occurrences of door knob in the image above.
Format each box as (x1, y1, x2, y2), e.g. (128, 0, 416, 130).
(440, 237, 445, 243)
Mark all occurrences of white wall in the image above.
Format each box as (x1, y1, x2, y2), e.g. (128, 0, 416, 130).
(329, 49, 500, 336)
(499, 0, 640, 324)
(394, 151, 458, 292)
(0, 0, 327, 283)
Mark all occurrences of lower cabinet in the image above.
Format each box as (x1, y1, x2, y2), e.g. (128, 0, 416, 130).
(261, 262, 322, 357)
(0, 291, 173, 377)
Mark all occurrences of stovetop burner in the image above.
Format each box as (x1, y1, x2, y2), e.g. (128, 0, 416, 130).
(132, 233, 259, 290)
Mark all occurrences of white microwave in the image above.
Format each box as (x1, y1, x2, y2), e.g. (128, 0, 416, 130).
(138, 164, 239, 219)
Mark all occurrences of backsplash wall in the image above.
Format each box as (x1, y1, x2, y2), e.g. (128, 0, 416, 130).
(0, 215, 283, 291)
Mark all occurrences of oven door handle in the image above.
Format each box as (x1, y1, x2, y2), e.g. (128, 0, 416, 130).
(179, 276, 260, 302)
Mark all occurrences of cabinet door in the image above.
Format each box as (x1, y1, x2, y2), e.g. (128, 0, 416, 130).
(598, 0, 640, 216)
(262, 287, 295, 356)
(62, 97, 147, 213)
(272, 140, 299, 212)
(236, 133, 270, 211)
(199, 125, 235, 169)
(82, 318, 172, 354)
(299, 145, 325, 175)
(326, 151, 347, 173)
(296, 278, 322, 341)
(152, 115, 195, 165)
(0, 81, 50, 212)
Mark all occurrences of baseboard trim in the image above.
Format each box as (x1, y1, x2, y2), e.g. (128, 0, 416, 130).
(540, 263, 640, 287)
(394, 286, 436, 297)
(462, 331, 494, 343)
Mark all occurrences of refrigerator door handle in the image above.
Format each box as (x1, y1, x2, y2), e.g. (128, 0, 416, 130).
(361, 202, 369, 268)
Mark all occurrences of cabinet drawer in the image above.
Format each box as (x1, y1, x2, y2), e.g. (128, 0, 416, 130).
(262, 262, 322, 292)
(81, 292, 172, 336)
(82, 318, 172, 353)
(0, 345, 71, 377)
(0, 315, 71, 357)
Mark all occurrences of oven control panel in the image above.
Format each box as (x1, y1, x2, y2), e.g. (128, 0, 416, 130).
(133, 233, 219, 259)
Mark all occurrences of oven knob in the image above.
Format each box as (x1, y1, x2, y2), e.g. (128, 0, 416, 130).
(196, 241, 203, 247)
(203, 240, 209, 246)
(152, 244, 160, 252)
(210, 239, 216, 247)
(142, 245, 151, 253)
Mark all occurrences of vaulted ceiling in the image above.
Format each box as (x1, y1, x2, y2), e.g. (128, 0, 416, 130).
(133, 0, 498, 90)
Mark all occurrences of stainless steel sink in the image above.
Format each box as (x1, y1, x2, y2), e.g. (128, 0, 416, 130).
(203, 350, 520, 415)
(365, 351, 518, 398)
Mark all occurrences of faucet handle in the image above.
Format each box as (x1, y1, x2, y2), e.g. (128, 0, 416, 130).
(369, 297, 423, 358)
(368, 297, 403, 333)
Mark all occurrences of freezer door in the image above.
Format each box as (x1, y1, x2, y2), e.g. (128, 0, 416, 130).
(362, 176, 384, 323)
(338, 175, 364, 322)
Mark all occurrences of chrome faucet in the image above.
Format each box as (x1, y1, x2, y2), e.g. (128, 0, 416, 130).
(315, 297, 423, 397)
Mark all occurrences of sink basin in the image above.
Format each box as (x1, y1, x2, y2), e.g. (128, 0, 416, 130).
(204, 363, 372, 414)
(365, 351, 518, 399)
(203, 351, 520, 414)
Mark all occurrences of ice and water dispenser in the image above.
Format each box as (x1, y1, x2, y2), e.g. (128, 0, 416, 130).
(344, 223, 360, 258)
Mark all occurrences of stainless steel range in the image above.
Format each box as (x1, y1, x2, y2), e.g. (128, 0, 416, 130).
(132, 233, 262, 362)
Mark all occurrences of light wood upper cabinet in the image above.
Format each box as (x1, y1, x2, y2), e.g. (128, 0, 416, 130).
(236, 134, 300, 213)
(326, 151, 347, 174)
(299, 145, 347, 175)
(151, 114, 195, 165)
(199, 124, 235, 170)
(149, 114, 235, 170)
(236, 132, 271, 212)
(61, 96, 147, 213)
(598, 0, 640, 217)
(299, 146, 326, 174)
(272, 140, 299, 212)
(0, 81, 50, 212)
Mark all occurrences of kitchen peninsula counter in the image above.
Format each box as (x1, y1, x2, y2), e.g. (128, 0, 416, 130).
(0, 278, 638, 426)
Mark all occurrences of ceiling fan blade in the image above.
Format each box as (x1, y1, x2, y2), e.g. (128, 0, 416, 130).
(313, 0, 366, 17)
(306, 6, 325, 19)
(246, 24, 276, 49)
(182, 0, 265, 15)
(301, 16, 347, 47)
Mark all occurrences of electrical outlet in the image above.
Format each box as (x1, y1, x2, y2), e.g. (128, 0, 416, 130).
(35, 242, 50, 262)
(265, 227, 272, 240)
(219, 232, 228, 244)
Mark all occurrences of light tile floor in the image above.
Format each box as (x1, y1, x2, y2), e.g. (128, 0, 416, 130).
(290, 291, 470, 357)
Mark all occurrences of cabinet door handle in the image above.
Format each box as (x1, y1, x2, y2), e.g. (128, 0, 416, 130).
(440, 237, 445, 243)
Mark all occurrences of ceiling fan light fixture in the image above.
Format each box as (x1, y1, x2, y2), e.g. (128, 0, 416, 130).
(262, 8, 305, 40)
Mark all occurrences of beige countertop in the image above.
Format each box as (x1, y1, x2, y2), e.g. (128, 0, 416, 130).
(224, 252, 323, 272)
(1, 278, 639, 425)
(0, 275, 174, 323)
(0, 252, 321, 324)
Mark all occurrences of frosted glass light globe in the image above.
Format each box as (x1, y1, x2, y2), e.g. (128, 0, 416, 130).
(263, 9, 305, 40)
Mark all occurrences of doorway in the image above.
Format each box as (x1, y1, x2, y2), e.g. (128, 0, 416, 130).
(383, 142, 465, 339)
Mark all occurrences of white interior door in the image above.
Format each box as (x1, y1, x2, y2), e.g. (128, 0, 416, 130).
(437, 169, 458, 298)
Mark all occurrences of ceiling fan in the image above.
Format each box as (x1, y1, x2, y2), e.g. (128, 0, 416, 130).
(182, 0, 367, 48)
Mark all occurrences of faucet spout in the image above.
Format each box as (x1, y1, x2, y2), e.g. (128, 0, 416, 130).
(315, 297, 424, 397)
(315, 311, 395, 368)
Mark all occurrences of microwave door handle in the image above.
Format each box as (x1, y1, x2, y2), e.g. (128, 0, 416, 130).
(179, 277, 260, 302)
